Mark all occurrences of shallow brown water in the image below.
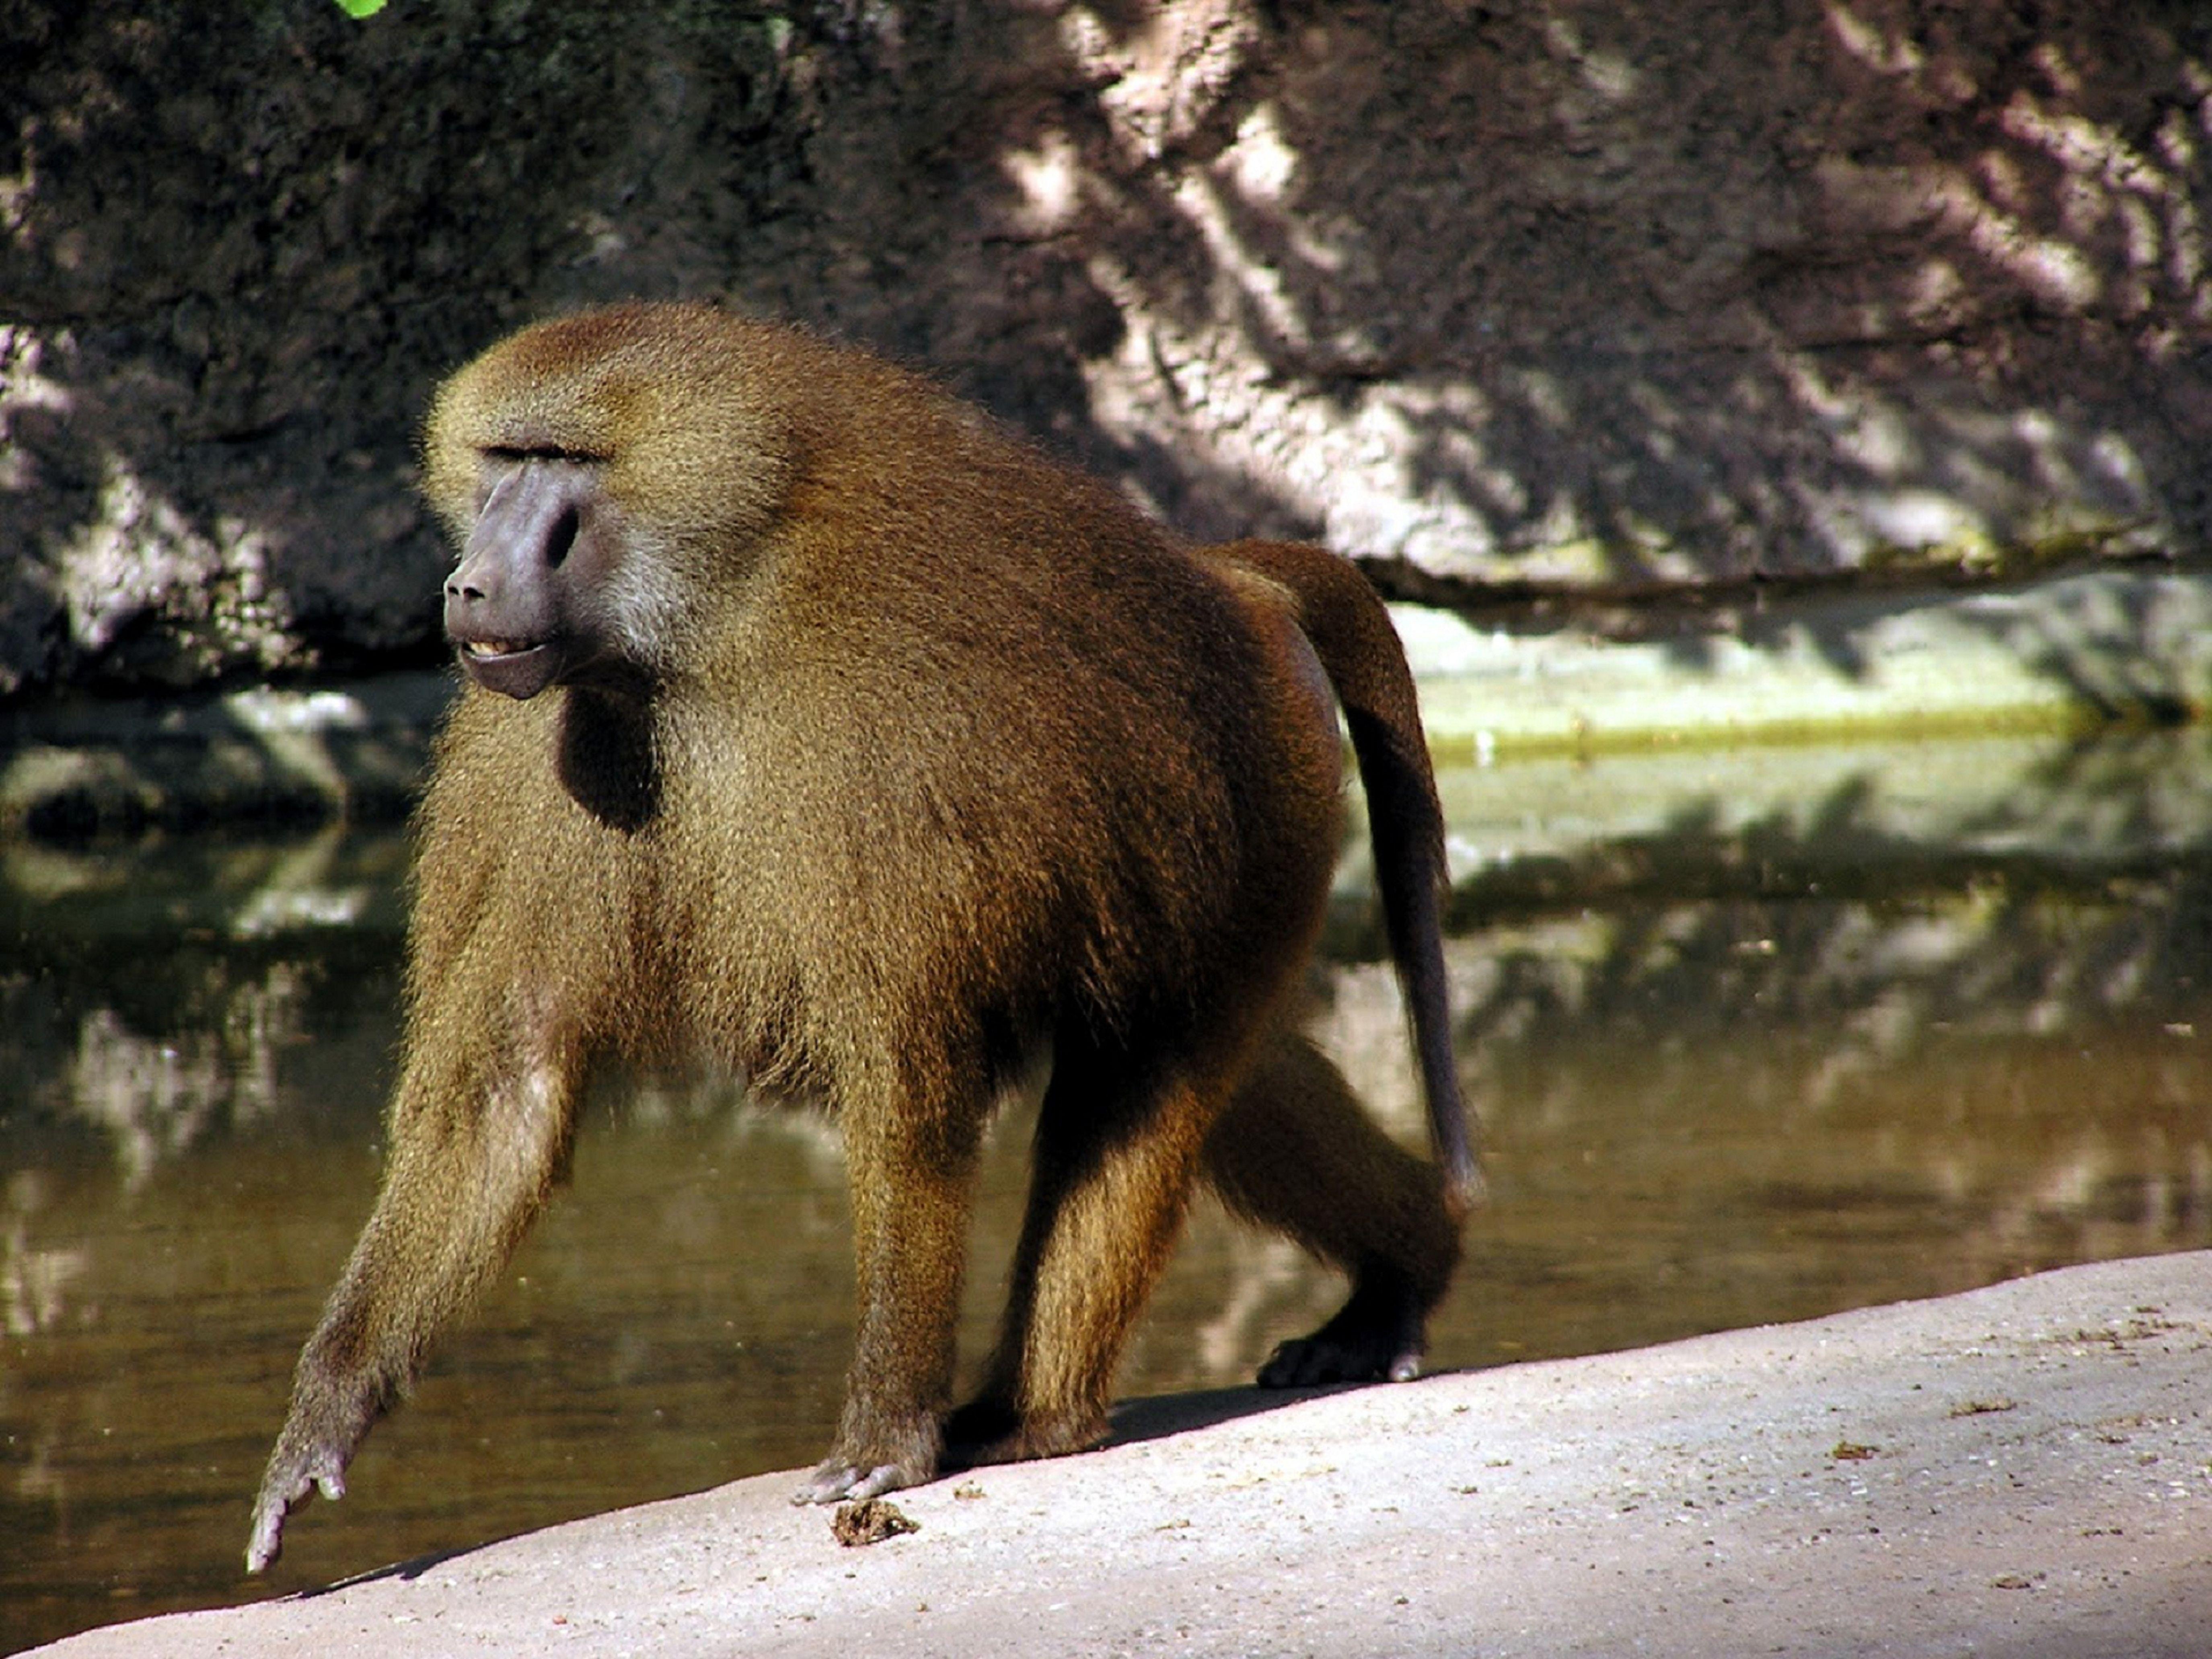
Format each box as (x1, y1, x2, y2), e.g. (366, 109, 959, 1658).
(4, 730, 2210, 1651)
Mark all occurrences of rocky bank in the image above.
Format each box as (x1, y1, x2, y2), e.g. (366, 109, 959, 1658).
(5, 3, 2210, 700)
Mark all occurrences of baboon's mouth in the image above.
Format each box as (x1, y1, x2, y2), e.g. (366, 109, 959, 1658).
(453, 637, 560, 700)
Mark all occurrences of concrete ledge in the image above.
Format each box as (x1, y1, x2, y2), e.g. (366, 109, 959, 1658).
(1399, 566, 2212, 755)
(0, 672, 451, 835)
(5, 570, 2212, 837)
(35, 1252, 2212, 1658)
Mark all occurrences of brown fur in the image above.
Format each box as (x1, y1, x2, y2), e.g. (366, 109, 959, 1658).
(245, 303, 1473, 1572)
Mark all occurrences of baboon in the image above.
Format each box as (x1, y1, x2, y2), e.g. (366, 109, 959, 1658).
(245, 303, 1475, 1573)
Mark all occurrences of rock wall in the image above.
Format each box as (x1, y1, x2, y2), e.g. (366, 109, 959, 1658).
(3, 0, 2208, 698)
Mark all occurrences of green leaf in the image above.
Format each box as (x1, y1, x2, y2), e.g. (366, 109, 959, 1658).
(335, 0, 389, 16)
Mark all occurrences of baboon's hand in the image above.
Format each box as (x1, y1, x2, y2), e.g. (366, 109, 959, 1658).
(245, 1432, 351, 1573)
(792, 1456, 923, 1507)
(792, 1407, 942, 1506)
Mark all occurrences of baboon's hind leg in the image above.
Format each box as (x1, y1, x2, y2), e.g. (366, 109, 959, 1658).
(1202, 1028, 1463, 1386)
(952, 1042, 1221, 1464)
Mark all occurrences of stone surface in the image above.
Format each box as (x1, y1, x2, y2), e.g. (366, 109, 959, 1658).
(4, 3, 2209, 698)
(29, 1251, 2212, 1658)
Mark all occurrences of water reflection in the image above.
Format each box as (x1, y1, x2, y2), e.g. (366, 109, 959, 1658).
(4, 728, 2210, 1651)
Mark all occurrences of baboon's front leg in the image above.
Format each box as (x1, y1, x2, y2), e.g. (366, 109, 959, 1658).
(794, 1094, 984, 1504)
(246, 1045, 580, 1572)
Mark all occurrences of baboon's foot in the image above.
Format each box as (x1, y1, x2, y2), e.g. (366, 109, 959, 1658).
(1258, 1274, 1431, 1387)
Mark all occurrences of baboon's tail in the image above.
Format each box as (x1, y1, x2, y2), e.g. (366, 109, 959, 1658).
(1214, 539, 1480, 1215)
